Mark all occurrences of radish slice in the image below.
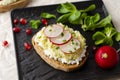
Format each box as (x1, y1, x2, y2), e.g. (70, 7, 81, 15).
(44, 24, 63, 38)
(60, 39, 80, 53)
(50, 30, 72, 45)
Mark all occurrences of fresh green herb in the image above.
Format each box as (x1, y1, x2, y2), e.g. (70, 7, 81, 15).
(81, 13, 100, 31)
(38, 36, 41, 39)
(49, 29, 52, 32)
(80, 4, 96, 12)
(30, 20, 41, 29)
(96, 15, 112, 28)
(57, 3, 96, 24)
(76, 42, 79, 46)
(40, 12, 56, 19)
(115, 32, 120, 41)
(61, 33, 64, 37)
(57, 2, 80, 23)
(68, 10, 81, 24)
(92, 26, 118, 46)
(57, 2, 76, 13)
(57, 13, 72, 23)
(69, 50, 72, 53)
(56, 47, 59, 50)
(63, 39, 66, 42)
(72, 41, 74, 45)
(74, 47, 77, 50)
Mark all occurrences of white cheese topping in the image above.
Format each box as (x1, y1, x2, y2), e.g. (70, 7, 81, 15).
(0, 0, 17, 5)
(35, 24, 87, 65)
(44, 46, 86, 65)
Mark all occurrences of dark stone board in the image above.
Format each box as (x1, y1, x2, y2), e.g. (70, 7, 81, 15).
(11, 0, 120, 80)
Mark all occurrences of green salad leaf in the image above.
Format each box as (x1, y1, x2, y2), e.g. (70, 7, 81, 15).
(115, 32, 120, 41)
(57, 13, 72, 23)
(80, 4, 96, 12)
(81, 13, 100, 31)
(82, 15, 112, 31)
(57, 3, 96, 25)
(96, 15, 112, 28)
(57, 2, 76, 13)
(68, 10, 81, 24)
(92, 27, 117, 46)
(40, 13, 56, 19)
(30, 20, 41, 29)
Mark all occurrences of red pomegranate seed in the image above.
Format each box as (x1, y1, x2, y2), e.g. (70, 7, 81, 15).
(13, 19, 19, 24)
(41, 19, 48, 25)
(26, 28, 32, 35)
(2, 40, 8, 47)
(20, 18, 27, 25)
(24, 42, 31, 50)
(13, 27, 20, 33)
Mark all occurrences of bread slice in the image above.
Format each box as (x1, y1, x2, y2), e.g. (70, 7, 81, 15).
(32, 35, 89, 72)
(0, 0, 29, 12)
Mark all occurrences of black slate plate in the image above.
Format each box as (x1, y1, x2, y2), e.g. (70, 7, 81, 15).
(11, 0, 120, 80)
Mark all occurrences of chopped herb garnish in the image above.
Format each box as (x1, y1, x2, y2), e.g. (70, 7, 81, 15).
(49, 29, 52, 32)
(74, 47, 77, 50)
(61, 32, 64, 37)
(38, 36, 41, 39)
(69, 50, 72, 53)
(72, 32, 75, 35)
(63, 39, 66, 42)
(76, 42, 79, 46)
(56, 47, 59, 50)
(72, 41, 74, 45)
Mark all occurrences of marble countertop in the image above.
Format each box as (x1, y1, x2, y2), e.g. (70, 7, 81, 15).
(0, 0, 120, 80)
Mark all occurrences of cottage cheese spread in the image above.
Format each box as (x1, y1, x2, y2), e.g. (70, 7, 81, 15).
(35, 23, 87, 65)
(0, 0, 17, 5)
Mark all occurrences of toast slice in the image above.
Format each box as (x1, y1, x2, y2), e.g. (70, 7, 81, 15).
(0, 0, 29, 12)
(32, 35, 89, 72)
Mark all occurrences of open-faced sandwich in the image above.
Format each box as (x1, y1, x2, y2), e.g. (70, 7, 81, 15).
(0, 0, 29, 12)
(32, 23, 88, 72)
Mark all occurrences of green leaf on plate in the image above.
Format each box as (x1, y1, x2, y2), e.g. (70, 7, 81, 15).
(30, 20, 41, 29)
(40, 12, 56, 19)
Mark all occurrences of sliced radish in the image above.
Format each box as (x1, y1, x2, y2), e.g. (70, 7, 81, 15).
(60, 39, 80, 53)
(44, 24, 63, 38)
(50, 30, 72, 45)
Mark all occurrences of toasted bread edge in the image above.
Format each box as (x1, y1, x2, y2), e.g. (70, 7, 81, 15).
(32, 35, 88, 72)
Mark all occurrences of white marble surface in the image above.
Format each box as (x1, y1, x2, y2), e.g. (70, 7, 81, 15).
(0, 0, 120, 80)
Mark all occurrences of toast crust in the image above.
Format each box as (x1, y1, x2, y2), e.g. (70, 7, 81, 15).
(0, 0, 29, 12)
(32, 35, 89, 72)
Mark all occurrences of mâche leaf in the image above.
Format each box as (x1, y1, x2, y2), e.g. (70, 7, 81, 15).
(57, 13, 72, 23)
(115, 32, 120, 41)
(30, 20, 41, 29)
(41, 13, 56, 19)
(68, 11, 81, 24)
(80, 4, 96, 12)
(92, 26, 118, 46)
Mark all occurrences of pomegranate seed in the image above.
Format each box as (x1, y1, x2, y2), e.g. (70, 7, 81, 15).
(2, 40, 8, 47)
(42, 19, 48, 25)
(13, 19, 19, 24)
(13, 27, 20, 33)
(20, 18, 27, 25)
(24, 42, 31, 50)
(26, 28, 32, 35)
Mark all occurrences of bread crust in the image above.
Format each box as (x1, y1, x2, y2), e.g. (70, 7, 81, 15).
(0, 0, 29, 12)
(32, 35, 89, 72)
